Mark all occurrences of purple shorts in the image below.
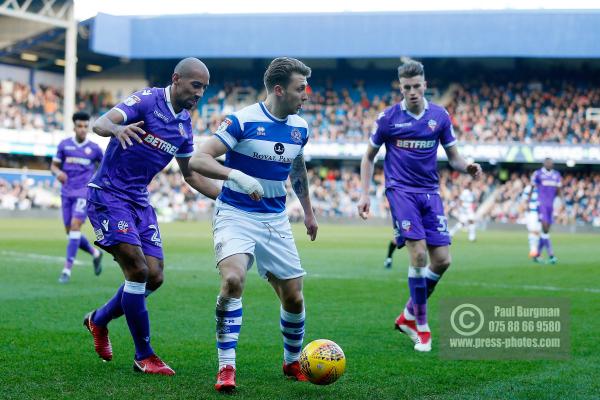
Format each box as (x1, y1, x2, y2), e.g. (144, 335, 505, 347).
(386, 188, 451, 247)
(62, 195, 88, 227)
(538, 203, 554, 225)
(87, 188, 164, 259)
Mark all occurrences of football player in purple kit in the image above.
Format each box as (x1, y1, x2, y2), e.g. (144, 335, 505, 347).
(82, 58, 220, 375)
(51, 111, 104, 284)
(358, 61, 482, 352)
(528, 157, 562, 264)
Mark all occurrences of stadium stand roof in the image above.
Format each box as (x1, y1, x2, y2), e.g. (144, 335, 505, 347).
(0, 17, 122, 77)
(91, 10, 600, 59)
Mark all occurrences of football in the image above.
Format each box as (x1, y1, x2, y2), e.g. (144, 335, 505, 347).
(299, 339, 346, 385)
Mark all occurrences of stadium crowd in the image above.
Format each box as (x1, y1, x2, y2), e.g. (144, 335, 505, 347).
(2, 167, 599, 228)
(1, 78, 599, 145)
(447, 82, 600, 144)
(0, 80, 63, 131)
(1, 76, 599, 227)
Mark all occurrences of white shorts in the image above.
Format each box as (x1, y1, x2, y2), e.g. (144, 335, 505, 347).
(458, 209, 475, 224)
(527, 212, 541, 232)
(212, 200, 305, 280)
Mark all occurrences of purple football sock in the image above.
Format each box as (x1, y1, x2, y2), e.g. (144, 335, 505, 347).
(408, 267, 428, 327)
(93, 284, 125, 327)
(122, 281, 154, 360)
(93, 285, 155, 327)
(64, 231, 81, 271)
(537, 237, 547, 256)
(405, 266, 440, 316)
(79, 234, 97, 256)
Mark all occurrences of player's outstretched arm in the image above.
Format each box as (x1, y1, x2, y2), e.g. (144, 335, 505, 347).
(176, 156, 221, 200)
(290, 154, 318, 241)
(189, 137, 263, 201)
(92, 109, 144, 149)
(445, 145, 482, 179)
(357, 144, 380, 220)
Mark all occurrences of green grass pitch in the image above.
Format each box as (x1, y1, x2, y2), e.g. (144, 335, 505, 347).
(1, 219, 599, 399)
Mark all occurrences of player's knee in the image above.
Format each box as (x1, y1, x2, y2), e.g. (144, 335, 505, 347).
(119, 253, 149, 282)
(128, 261, 149, 282)
(147, 270, 164, 291)
(222, 272, 244, 295)
(434, 257, 451, 273)
(414, 251, 428, 267)
(69, 220, 83, 231)
(282, 292, 304, 311)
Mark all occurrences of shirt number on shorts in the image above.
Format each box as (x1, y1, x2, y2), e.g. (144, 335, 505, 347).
(148, 224, 162, 247)
(436, 215, 448, 233)
(75, 198, 87, 213)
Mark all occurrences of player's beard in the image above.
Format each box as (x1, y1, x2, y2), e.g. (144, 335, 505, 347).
(179, 97, 196, 110)
(190, 96, 200, 108)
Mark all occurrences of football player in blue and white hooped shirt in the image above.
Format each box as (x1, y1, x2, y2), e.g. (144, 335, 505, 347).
(83, 58, 220, 376)
(523, 184, 541, 258)
(190, 57, 318, 392)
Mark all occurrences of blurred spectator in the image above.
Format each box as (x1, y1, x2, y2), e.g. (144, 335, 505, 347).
(1, 78, 598, 145)
(446, 82, 600, 144)
(2, 167, 598, 227)
(489, 170, 600, 227)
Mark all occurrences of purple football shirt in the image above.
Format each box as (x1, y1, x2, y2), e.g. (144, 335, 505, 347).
(370, 99, 457, 193)
(532, 168, 561, 207)
(53, 138, 103, 197)
(89, 87, 194, 207)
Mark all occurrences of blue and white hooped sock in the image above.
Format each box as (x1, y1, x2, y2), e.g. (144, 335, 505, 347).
(280, 306, 305, 364)
(216, 296, 242, 369)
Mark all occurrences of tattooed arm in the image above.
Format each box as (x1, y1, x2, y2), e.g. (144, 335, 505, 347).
(289, 154, 318, 241)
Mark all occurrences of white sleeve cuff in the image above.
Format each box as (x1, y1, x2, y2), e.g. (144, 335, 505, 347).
(215, 132, 237, 149)
(114, 107, 128, 123)
(369, 137, 382, 148)
(442, 140, 457, 148)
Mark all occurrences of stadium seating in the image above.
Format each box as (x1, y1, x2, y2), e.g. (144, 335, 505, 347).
(2, 167, 598, 227)
(2, 78, 598, 144)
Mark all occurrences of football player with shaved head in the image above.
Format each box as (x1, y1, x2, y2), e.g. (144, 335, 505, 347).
(82, 57, 220, 375)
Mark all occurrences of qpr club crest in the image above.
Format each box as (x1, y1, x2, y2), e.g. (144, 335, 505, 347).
(178, 122, 186, 136)
(427, 119, 437, 131)
(274, 142, 285, 155)
(290, 128, 302, 144)
(215, 242, 223, 259)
